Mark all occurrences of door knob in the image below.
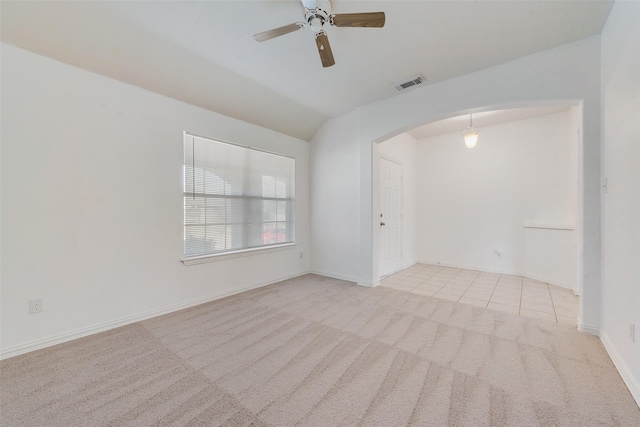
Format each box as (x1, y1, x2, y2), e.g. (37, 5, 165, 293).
(380, 222, 386, 226)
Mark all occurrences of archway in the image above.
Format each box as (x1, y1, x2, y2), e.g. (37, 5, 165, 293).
(372, 103, 583, 325)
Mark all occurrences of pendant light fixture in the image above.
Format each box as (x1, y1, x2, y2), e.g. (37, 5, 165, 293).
(462, 113, 479, 148)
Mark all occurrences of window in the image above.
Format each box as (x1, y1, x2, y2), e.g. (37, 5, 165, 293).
(183, 133, 295, 259)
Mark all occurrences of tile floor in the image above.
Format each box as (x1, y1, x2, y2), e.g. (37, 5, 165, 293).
(380, 263, 579, 325)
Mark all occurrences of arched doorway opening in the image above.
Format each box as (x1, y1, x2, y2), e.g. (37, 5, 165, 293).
(374, 104, 582, 325)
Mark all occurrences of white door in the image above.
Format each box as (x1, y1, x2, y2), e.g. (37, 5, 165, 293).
(380, 157, 402, 277)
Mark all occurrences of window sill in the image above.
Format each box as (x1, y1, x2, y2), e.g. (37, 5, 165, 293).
(523, 223, 574, 230)
(181, 243, 296, 266)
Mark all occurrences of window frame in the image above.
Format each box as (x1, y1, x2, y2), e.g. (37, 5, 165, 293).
(181, 132, 296, 264)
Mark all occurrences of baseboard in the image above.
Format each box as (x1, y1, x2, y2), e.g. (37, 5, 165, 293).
(417, 259, 574, 289)
(309, 269, 359, 284)
(309, 269, 373, 287)
(357, 281, 375, 288)
(599, 331, 640, 408)
(577, 322, 600, 335)
(0, 270, 311, 360)
(417, 259, 519, 277)
(523, 272, 574, 290)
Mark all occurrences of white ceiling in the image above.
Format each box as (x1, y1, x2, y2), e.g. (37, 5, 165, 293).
(1, 1, 613, 141)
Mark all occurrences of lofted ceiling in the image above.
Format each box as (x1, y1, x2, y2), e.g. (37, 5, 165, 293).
(1, 1, 613, 141)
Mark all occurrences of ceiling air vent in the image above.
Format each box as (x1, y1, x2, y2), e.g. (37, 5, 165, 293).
(393, 75, 426, 92)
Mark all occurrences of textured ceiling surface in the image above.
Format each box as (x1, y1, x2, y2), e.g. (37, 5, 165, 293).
(1, 1, 613, 140)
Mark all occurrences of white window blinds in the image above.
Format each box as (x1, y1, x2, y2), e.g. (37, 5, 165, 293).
(183, 133, 295, 259)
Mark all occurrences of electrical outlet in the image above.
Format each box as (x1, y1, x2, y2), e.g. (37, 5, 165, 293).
(493, 249, 502, 257)
(29, 298, 43, 314)
(630, 323, 635, 342)
(299, 252, 304, 259)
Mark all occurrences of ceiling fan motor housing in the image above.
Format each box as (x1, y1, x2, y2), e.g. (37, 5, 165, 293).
(301, 0, 332, 14)
(303, 0, 332, 33)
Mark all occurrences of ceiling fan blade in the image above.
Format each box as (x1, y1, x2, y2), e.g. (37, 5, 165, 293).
(254, 22, 304, 42)
(331, 12, 385, 28)
(315, 32, 335, 68)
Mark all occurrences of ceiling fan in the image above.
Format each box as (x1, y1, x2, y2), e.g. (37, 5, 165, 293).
(253, 0, 385, 68)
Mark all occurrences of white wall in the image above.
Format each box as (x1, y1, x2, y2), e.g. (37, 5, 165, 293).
(311, 36, 601, 329)
(0, 44, 311, 357)
(309, 111, 361, 282)
(378, 133, 418, 271)
(415, 110, 578, 288)
(599, 0, 640, 406)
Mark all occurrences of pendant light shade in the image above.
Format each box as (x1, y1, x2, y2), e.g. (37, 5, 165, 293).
(462, 114, 479, 148)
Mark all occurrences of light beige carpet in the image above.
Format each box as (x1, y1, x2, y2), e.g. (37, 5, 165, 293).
(1, 274, 639, 426)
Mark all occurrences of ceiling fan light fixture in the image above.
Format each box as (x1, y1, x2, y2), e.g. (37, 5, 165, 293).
(309, 17, 324, 32)
(462, 113, 479, 148)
